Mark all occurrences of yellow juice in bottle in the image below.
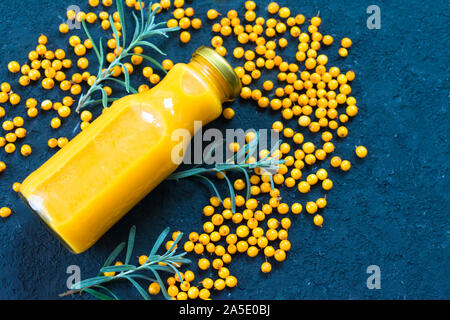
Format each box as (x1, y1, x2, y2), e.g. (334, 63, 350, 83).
(19, 47, 241, 253)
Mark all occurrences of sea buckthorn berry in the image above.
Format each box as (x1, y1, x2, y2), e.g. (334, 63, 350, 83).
(59, 23, 69, 34)
(274, 249, 286, 262)
(179, 17, 191, 29)
(0, 161, 5, 172)
(340, 160, 351, 171)
(180, 31, 191, 43)
(323, 35, 334, 45)
(5, 133, 16, 143)
(15, 128, 26, 139)
(4, 143, 15, 153)
(278, 7, 290, 18)
(298, 181, 310, 194)
(1, 82, 10, 93)
(355, 146, 368, 158)
(147, 282, 160, 295)
(8, 61, 20, 73)
(198, 258, 210, 270)
(9, 93, 21, 106)
(314, 214, 324, 227)
(207, 9, 219, 20)
(339, 48, 348, 57)
(50, 117, 61, 129)
(27, 108, 38, 118)
(322, 178, 333, 191)
(0, 207, 12, 218)
(2, 120, 14, 131)
(57, 137, 69, 148)
(341, 37, 353, 48)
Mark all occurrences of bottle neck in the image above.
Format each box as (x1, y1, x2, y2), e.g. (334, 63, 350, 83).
(188, 55, 234, 103)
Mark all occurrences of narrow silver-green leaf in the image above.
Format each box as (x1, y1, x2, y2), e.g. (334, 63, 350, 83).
(107, 78, 138, 94)
(138, 0, 145, 34)
(101, 87, 108, 109)
(99, 242, 125, 275)
(149, 227, 170, 256)
(81, 20, 101, 65)
(134, 41, 166, 55)
(116, 0, 126, 48)
(131, 12, 141, 42)
(128, 274, 156, 282)
(109, 16, 120, 53)
(215, 169, 236, 212)
(125, 276, 151, 300)
(93, 285, 119, 300)
(100, 264, 136, 273)
(236, 166, 251, 201)
(193, 174, 223, 202)
(167, 167, 210, 180)
(150, 269, 171, 300)
(125, 225, 136, 265)
(72, 276, 110, 290)
(134, 53, 166, 73)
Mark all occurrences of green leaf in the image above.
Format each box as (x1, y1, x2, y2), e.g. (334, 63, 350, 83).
(72, 276, 110, 290)
(149, 227, 169, 256)
(134, 53, 166, 73)
(193, 174, 222, 202)
(149, 269, 171, 300)
(147, 2, 160, 26)
(236, 166, 251, 201)
(131, 12, 141, 42)
(118, 62, 131, 93)
(82, 287, 116, 300)
(128, 274, 156, 282)
(81, 20, 101, 66)
(215, 169, 236, 212)
(245, 132, 259, 162)
(107, 78, 138, 94)
(125, 225, 136, 265)
(100, 87, 108, 109)
(109, 16, 120, 52)
(99, 242, 125, 276)
(100, 264, 136, 273)
(138, 0, 145, 33)
(116, 0, 126, 48)
(167, 167, 210, 180)
(125, 276, 151, 300)
(98, 37, 104, 73)
(147, 264, 175, 273)
(134, 41, 166, 56)
(81, 97, 119, 109)
(164, 231, 183, 255)
(93, 285, 120, 300)
(165, 262, 183, 286)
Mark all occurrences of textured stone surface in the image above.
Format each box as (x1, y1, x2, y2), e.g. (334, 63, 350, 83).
(0, 0, 448, 300)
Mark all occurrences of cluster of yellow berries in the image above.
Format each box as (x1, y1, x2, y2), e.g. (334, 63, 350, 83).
(145, 1, 367, 299)
(164, 0, 202, 43)
(1, 1, 174, 220)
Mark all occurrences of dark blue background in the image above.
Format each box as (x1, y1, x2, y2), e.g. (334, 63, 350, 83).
(0, 0, 448, 300)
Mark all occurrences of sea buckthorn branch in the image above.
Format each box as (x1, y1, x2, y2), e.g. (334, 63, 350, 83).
(75, 0, 179, 112)
(167, 134, 285, 212)
(59, 226, 190, 300)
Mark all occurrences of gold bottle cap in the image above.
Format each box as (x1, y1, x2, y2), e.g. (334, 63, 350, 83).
(192, 46, 241, 101)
